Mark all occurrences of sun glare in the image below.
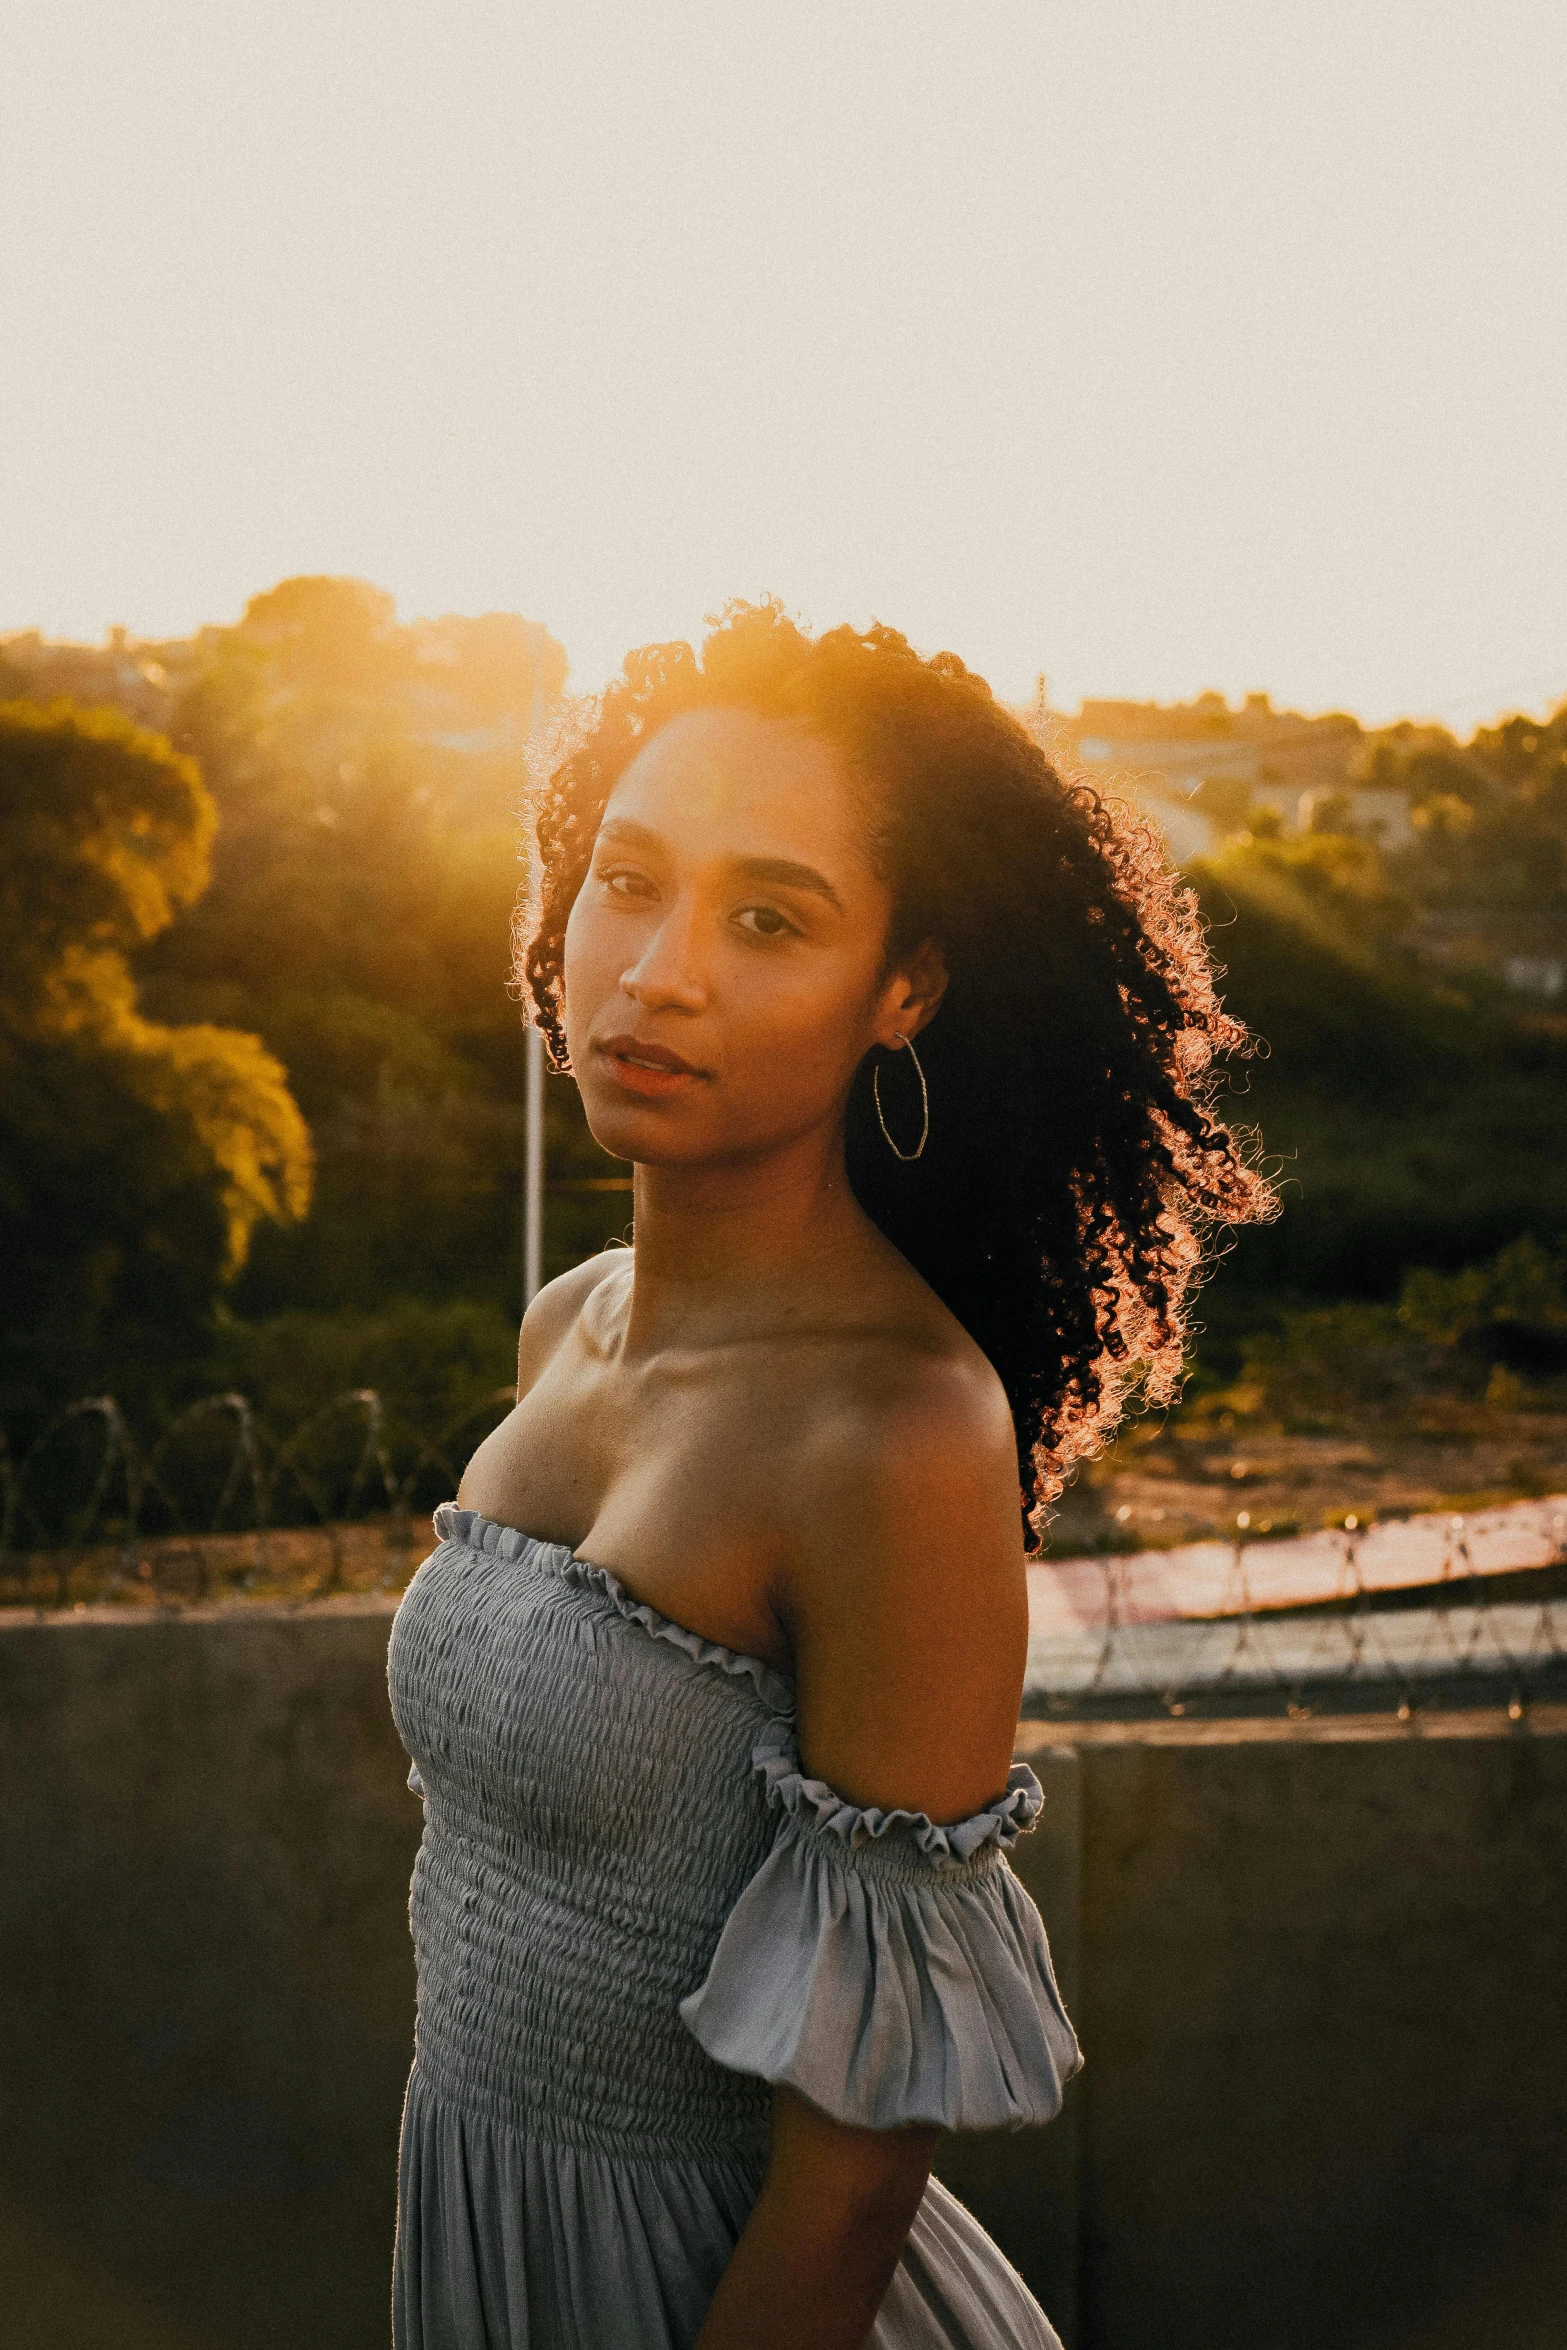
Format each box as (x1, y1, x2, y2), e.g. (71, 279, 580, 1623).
(0, 1, 1562, 726)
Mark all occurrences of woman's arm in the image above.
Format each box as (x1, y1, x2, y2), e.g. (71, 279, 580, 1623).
(698, 1348, 1031, 2349)
(785, 1348, 1030, 1822)
(694, 2089, 936, 2350)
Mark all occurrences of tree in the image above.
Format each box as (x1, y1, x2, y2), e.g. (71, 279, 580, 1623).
(234, 575, 402, 695)
(142, 578, 600, 1323)
(0, 701, 312, 1407)
(1362, 702, 1567, 918)
(1188, 825, 1567, 1305)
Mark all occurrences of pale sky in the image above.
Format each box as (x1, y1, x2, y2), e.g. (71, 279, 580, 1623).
(3, 1, 1563, 731)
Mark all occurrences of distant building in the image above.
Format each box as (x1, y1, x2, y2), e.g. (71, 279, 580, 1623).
(0, 628, 193, 729)
(1039, 691, 1389, 865)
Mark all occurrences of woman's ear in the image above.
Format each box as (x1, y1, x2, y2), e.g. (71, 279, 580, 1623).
(878, 940, 948, 1045)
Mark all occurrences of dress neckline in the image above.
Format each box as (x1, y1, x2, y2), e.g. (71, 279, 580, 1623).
(431, 1501, 796, 1716)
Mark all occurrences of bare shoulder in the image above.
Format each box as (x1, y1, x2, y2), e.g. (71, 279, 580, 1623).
(514, 1248, 628, 1397)
(799, 1270, 1021, 1558)
(778, 1291, 1030, 1825)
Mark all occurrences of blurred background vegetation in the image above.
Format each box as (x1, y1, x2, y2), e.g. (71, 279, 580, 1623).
(3, 581, 1565, 1530)
(1, 577, 624, 1451)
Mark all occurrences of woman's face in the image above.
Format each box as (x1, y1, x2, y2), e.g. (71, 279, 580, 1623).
(563, 706, 941, 1168)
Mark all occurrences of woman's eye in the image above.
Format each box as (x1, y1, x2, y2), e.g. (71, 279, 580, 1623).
(598, 866, 656, 900)
(734, 904, 798, 940)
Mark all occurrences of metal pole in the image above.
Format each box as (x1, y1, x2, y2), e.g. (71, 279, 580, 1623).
(524, 1020, 545, 1309)
(522, 635, 552, 1316)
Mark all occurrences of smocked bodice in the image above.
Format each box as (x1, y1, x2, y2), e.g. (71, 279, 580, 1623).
(391, 1500, 1078, 2145)
(388, 1505, 792, 2164)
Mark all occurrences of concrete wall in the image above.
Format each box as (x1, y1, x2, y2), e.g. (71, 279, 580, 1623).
(4, 1605, 1565, 2350)
(1038, 1715, 1567, 2350)
(2, 1603, 419, 2350)
(934, 1744, 1082, 2337)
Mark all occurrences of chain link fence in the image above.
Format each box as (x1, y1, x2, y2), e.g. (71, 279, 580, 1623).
(5, 1391, 1565, 1721)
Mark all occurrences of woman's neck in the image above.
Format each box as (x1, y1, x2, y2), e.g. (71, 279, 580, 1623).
(619, 1125, 873, 1354)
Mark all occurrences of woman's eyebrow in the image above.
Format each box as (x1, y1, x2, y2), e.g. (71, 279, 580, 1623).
(730, 855, 843, 911)
(596, 816, 663, 851)
(595, 820, 842, 911)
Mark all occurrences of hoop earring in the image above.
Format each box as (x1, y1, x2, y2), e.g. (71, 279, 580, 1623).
(873, 1032, 929, 1162)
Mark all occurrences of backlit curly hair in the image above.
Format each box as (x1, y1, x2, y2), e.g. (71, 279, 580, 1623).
(520, 602, 1276, 1545)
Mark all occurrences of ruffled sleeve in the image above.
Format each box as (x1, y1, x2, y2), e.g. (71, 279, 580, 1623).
(678, 1718, 1082, 2132)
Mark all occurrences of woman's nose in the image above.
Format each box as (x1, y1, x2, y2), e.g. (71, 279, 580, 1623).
(620, 905, 707, 1014)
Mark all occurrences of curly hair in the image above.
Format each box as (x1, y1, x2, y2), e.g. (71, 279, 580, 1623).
(520, 602, 1276, 1544)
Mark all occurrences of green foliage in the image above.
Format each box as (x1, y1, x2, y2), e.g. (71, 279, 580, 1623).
(1231, 1300, 1419, 1430)
(1400, 1236, 1567, 1370)
(1192, 829, 1467, 1094)
(1191, 818, 1567, 1308)
(1228, 1239, 1567, 1431)
(1214, 1061, 1567, 1303)
(0, 699, 214, 1014)
(135, 575, 606, 1327)
(5, 586, 1560, 1444)
(210, 1298, 519, 1437)
(1366, 703, 1567, 916)
(0, 701, 312, 1411)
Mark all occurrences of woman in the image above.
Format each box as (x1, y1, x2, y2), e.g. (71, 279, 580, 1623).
(389, 606, 1272, 2348)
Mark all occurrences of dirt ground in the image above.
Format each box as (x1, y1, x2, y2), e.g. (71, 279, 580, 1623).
(1043, 1398, 1567, 1557)
(0, 1518, 417, 1611)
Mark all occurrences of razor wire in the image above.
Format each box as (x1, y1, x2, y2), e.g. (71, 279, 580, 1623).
(0, 1386, 516, 1608)
(1022, 1502, 1567, 1723)
(2, 1394, 1564, 1721)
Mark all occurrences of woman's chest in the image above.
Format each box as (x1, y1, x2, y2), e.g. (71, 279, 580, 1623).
(458, 1362, 815, 1673)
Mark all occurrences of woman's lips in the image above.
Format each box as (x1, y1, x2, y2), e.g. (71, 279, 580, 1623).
(595, 1036, 708, 1099)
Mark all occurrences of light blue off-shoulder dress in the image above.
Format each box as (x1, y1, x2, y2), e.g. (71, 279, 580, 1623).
(387, 1503, 1081, 2349)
